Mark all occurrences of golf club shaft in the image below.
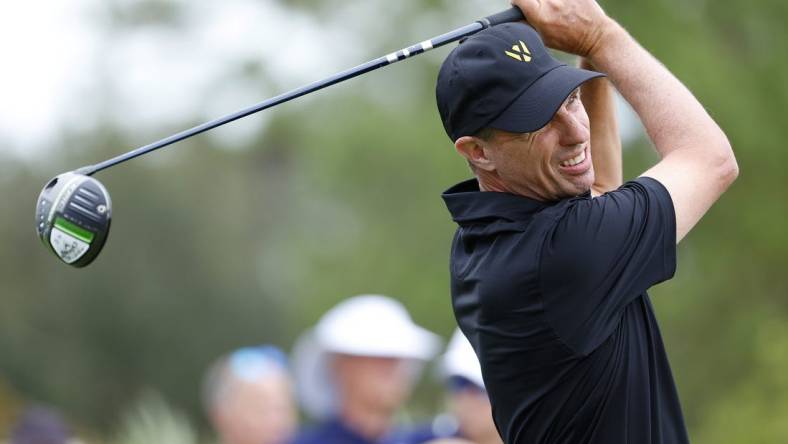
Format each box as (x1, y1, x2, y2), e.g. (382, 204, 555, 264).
(78, 7, 524, 176)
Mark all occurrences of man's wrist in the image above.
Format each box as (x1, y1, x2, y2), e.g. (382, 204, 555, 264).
(587, 19, 626, 66)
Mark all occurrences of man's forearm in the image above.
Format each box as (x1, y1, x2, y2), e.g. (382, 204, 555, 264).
(580, 58, 623, 195)
(587, 22, 731, 160)
(587, 20, 737, 242)
(511, 0, 738, 243)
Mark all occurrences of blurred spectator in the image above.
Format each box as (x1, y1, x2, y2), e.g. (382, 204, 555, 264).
(203, 346, 297, 444)
(440, 330, 501, 444)
(290, 294, 441, 444)
(8, 405, 78, 444)
(412, 329, 501, 444)
(422, 440, 473, 444)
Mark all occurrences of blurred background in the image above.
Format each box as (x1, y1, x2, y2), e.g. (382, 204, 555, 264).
(1, 0, 786, 442)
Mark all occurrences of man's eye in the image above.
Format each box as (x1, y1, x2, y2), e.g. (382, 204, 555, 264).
(566, 93, 581, 107)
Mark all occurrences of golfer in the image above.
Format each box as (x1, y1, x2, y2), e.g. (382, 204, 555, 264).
(436, 0, 738, 443)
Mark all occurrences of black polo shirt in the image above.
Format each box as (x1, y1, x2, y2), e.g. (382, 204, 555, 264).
(442, 176, 688, 444)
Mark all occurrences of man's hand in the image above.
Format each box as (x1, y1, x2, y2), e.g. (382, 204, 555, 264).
(511, 0, 614, 58)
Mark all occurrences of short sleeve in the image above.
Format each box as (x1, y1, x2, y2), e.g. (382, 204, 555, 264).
(539, 177, 677, 355)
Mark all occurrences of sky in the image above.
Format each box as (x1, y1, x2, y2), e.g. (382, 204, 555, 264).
(0, 0, 642, 162)
(0, 0, 362, 161)
(0, 0, 97, 159)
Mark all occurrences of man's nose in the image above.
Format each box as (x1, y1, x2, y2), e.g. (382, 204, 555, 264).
(555, 108, 589, 147)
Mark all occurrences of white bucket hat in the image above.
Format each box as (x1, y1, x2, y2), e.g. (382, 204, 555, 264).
(441, 328, 485, 389)
(292, 294, 441, 419)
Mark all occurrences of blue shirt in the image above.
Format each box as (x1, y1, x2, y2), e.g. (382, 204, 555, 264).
(290, 418, 435, 444)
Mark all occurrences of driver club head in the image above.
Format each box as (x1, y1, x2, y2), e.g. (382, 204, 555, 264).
(36, 172, 112, 267)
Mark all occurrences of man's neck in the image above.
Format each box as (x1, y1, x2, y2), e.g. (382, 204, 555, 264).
(476, 172, 511, 194)
(476, 173, 544, 200)
(339, 402, 393, 442)
(473, 432, 504, 444)
(476, 173, 591, 201)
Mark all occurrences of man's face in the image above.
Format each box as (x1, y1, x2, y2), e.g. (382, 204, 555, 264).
(482, 89, 595, 201)
(213, 372, 297, 444)
(332, 354, 413, 414)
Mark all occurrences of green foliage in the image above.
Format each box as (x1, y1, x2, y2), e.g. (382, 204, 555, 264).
(111, 391, 198, 444)
(693, 317, 788, 444)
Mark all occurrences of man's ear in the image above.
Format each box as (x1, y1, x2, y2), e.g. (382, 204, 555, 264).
(455, 136, 496, 172)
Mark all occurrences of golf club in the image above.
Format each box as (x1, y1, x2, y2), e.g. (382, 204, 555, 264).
(36, 7, 525, 267)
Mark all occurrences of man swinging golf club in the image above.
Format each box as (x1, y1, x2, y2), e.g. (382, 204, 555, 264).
(438, 0, 738, 443)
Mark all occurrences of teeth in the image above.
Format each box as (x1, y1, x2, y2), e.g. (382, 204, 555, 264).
(560, 150, 586, 167)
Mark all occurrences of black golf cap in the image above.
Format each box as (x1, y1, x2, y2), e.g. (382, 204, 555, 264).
(436, 22, 605, 142)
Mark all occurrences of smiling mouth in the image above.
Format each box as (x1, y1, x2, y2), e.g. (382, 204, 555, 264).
(557, 147, 592, 176)
(559, 150, 586, 167)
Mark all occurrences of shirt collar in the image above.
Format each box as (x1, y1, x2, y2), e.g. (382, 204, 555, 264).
(441, 178, 590, 224)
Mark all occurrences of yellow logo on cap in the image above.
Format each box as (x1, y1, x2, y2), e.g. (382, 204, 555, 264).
(505, 41, 532, 62)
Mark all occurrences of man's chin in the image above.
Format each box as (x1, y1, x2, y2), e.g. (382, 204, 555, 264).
(578, 186, 593, 196)
(557, 179, 593, 198)
(566, 171, 595, 196)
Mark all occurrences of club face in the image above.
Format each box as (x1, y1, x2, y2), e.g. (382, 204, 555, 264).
(36, 172, 112, 267)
